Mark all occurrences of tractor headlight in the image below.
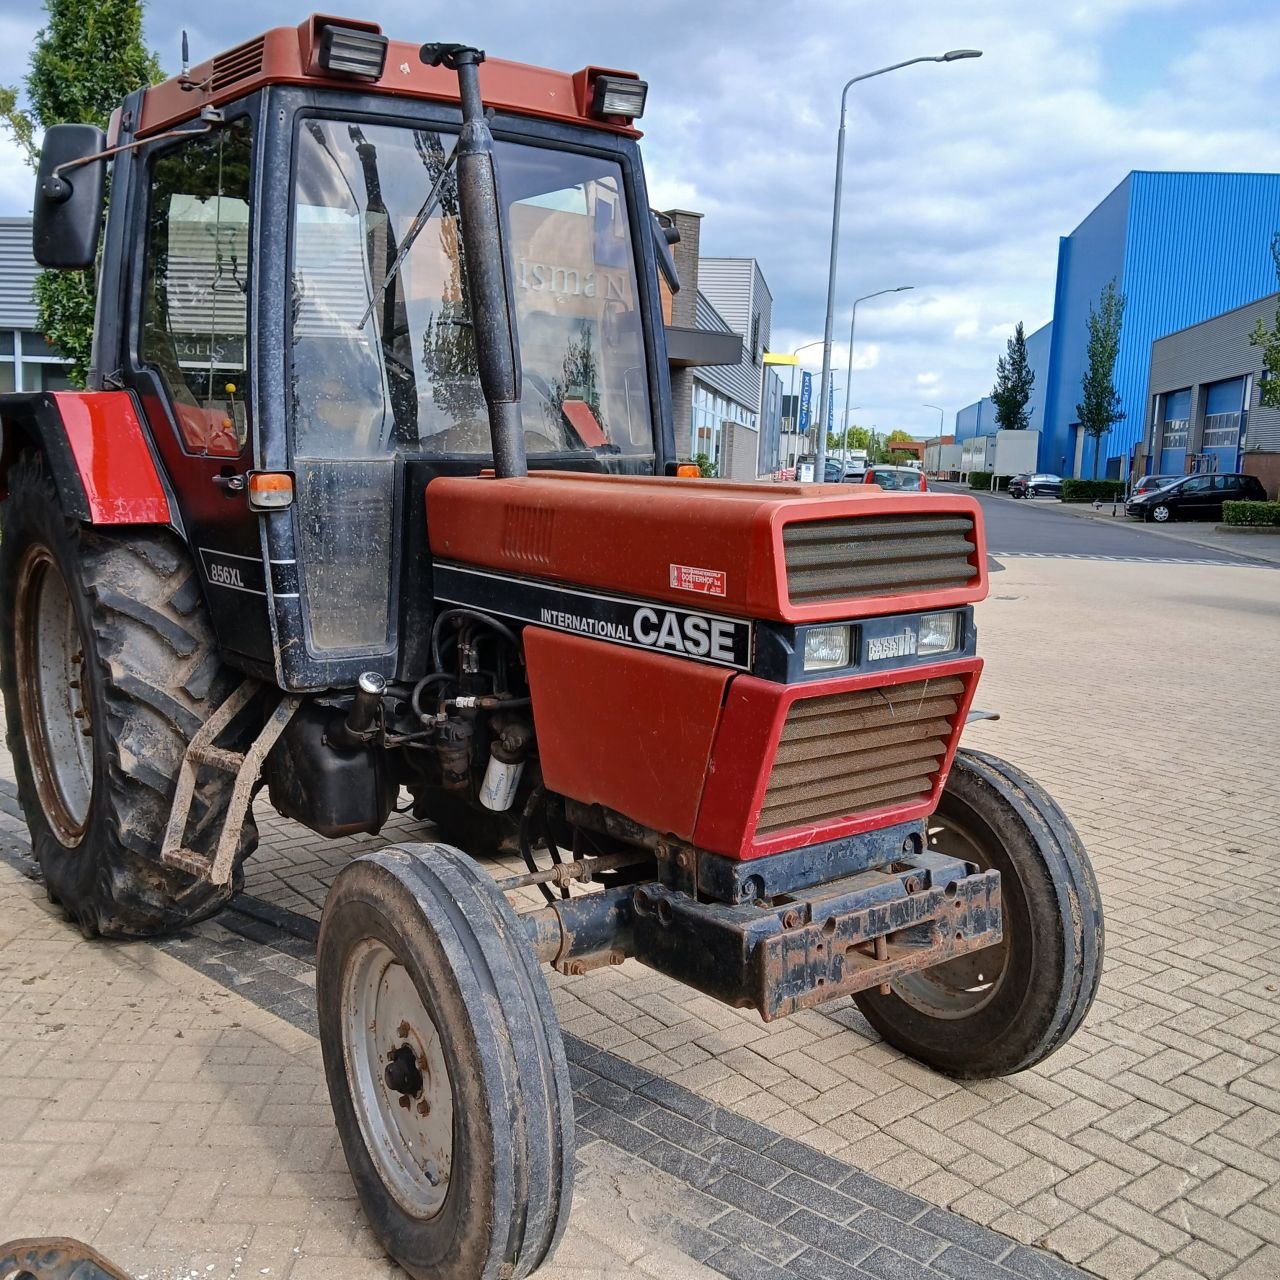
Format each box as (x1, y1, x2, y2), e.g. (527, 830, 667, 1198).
(803, 625, 851, 672)
(918, 611, 960, 656)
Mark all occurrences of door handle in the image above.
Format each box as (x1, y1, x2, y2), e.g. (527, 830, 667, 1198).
(211, 473, 247, 493)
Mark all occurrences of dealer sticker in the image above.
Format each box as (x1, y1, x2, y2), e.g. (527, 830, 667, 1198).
(669, 563, 727, 597)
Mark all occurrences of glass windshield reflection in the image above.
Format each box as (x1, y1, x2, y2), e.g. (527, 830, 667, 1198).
(289, 120, 653, 461)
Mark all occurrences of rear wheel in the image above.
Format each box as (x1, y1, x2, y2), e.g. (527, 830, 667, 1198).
(0, 451, 258, 937)
(317, 842, 573, 1280)
(853, 750, 1103, 1078)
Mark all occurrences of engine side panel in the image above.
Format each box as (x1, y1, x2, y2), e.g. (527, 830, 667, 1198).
(524, 626, 731, 841)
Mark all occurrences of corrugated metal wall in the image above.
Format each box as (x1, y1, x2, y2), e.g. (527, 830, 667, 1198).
(1041, 172, 1280, 476)
(693, 289, 758, 408)
(955, 396, 999, 442)
(697, 258, 755, 335)
(0, 220, 39, 329)
(1040, 176, 1130, 474)
(696, 257, 769, 416)
(1024, 321, 1053, 434)
(1112, 173, 1280, 469)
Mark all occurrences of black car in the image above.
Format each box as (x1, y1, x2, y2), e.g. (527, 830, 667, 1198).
(1125, 472, 1266, 522)
(1008, 472, 1063, 498)
(1129, 473, 1181, 498)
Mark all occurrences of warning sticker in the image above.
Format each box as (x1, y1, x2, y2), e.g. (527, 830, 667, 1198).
(669, 564, 727, 597)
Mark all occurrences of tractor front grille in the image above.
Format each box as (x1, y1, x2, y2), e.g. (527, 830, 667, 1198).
(757, 676, 966, 835)
(783, 513, 977, 605)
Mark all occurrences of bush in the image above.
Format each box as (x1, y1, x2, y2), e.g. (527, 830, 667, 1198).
(1223, 500, 1280, 527)
(968, 472, 993, 491)
(1061, 479, 1126, 503)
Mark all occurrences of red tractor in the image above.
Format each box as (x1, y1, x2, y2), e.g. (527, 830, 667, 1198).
(1, 17, 1102, 1279)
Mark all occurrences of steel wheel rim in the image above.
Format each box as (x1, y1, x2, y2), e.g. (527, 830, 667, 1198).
(14, 546, 94, 844)
(890, 813, 1010, 1019)
(341, 937, 454, 1218)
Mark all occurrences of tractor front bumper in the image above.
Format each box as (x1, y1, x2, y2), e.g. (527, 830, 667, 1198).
(522, 845, 1002, 1022)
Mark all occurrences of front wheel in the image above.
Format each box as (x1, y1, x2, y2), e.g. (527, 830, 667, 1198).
(853, 750, 1103, 1078)
(317, 843, 573, 1280)
(1150, 503, 1172, 523)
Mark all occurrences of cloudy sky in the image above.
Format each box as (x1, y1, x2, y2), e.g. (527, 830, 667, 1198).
(1, 0, 1278, 437)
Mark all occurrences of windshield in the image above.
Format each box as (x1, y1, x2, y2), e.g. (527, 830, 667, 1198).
(288, 119, 653, 461)
(869, 469, 915, 490)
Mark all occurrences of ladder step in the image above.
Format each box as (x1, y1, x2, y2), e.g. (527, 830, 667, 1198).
(189, 745, 246, 772)
(161, 847, 212, 878)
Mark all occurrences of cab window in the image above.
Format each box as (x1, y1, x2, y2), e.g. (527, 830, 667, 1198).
(140, 118, 252, 457)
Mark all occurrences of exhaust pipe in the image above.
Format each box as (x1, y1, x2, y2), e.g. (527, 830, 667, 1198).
(421, 43, 527, 479)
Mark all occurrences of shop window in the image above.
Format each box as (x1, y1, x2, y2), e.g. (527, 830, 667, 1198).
(140, 117, 252, 457)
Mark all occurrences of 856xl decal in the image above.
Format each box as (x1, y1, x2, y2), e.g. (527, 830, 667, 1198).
(432, 563, 753, 670)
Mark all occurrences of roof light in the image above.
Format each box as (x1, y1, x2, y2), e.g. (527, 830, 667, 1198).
(675, 463, 701, 478)
(318, 26, 389, 80)
(248, 472, 294, 510)
(592, 74, 647, 120)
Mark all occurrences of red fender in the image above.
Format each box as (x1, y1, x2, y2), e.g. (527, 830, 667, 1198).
(0, 390, 172, 524)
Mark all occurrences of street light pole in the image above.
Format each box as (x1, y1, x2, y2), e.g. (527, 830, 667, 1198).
(922, 403, 945, 435)
(813, 48, 981, 482)
(839, 286, 912, 462)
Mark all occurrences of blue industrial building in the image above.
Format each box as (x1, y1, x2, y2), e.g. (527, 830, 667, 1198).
(958, 172, 1280, 479)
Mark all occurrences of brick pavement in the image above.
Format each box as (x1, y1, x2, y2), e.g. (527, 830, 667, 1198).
(0, 851, 723, 1280)
(3, 553, 1279, 1279)
(1, 841, 1091, 1280)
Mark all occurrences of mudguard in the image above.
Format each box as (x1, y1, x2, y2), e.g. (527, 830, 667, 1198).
(0, 390, 172, 524)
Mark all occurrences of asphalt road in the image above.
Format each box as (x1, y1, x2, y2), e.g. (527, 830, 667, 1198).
(961, 488, 1266, 565)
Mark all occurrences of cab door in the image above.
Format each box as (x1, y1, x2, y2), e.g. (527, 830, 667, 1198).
(124, 110, 278, 670)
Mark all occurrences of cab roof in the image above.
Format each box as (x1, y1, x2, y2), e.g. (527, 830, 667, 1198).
(135, 13, 643, 140)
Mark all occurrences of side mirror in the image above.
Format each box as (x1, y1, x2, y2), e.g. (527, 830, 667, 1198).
(651, 211, 680, 293)
(34, 123, 107, 270)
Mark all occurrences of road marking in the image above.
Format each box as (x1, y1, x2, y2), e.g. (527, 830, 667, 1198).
(992, 551, 1275, 567)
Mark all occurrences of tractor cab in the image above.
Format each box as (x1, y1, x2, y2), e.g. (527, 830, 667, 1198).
(32, 15, 668, 690)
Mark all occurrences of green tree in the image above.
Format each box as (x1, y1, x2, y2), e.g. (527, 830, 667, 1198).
(991, 320, 1035, 430)
(884, 429, 916, 460)
(1075, 279, 1127, 478)
(826, 424, 871, 453)
(0, 0, 163, 385)
(1249, 232, 1280, 410)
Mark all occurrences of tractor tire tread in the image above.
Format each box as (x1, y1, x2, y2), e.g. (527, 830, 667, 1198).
(0, 450, 258, 939)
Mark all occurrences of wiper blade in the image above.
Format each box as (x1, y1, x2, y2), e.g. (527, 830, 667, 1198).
(357, 142, 460, 332)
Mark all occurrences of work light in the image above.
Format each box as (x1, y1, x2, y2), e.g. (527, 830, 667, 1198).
(318, 26, 389, 79)
(592, 75, 648, 120)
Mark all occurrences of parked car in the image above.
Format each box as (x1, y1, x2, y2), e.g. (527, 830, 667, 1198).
(795, 456, 844, 483)
(1009, 473, 1063, 498)
(1125, 472, 1266, 522)
(863, 466, 928, 492)
(1129, 474, 1182, 497)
